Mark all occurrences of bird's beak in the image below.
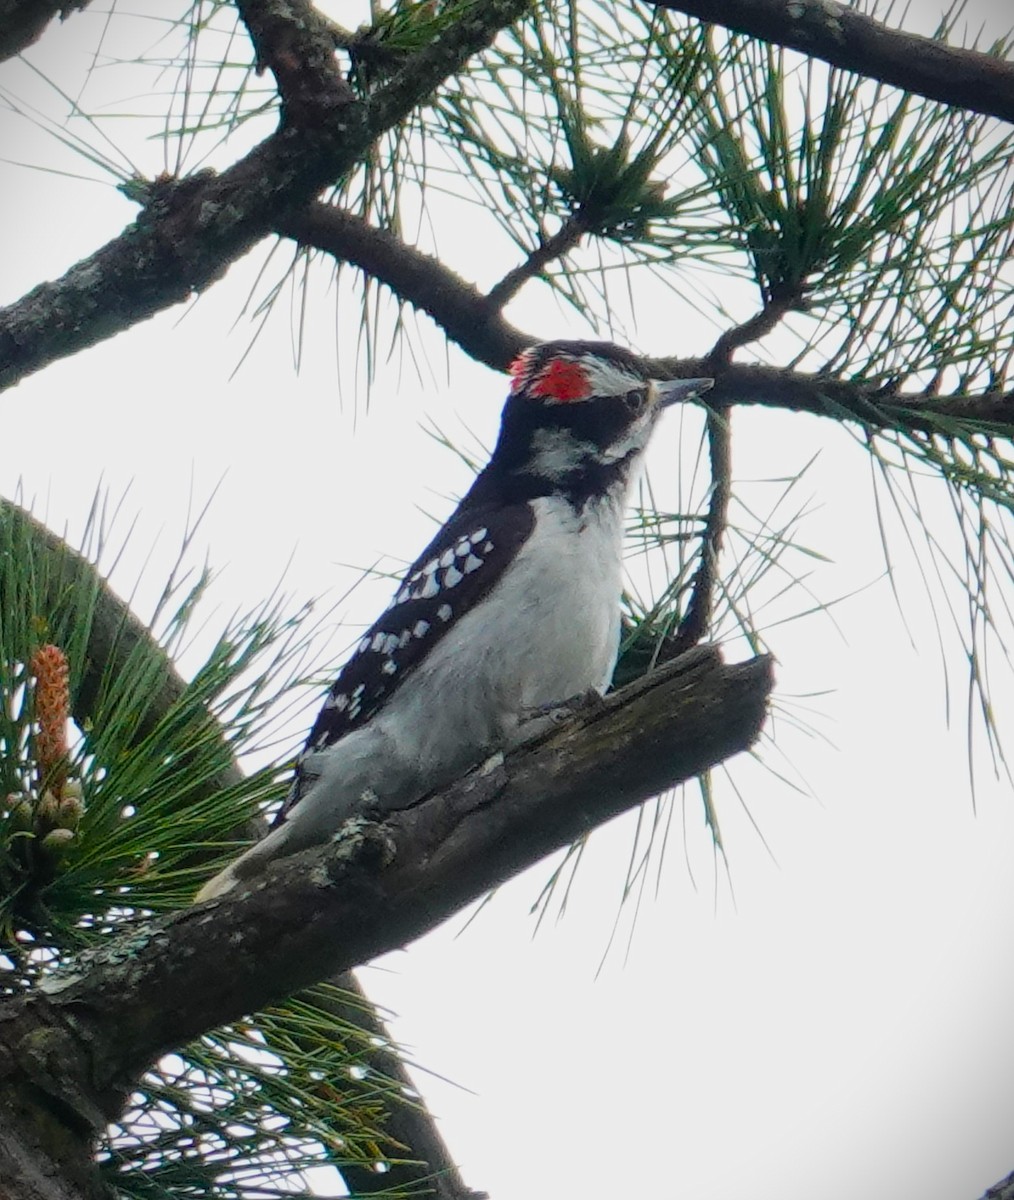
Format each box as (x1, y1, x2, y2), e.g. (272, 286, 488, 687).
(653, 376, 714, 408)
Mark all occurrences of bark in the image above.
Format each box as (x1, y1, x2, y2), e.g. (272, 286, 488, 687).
(0, 646, 773, 1198)
(0, 0, 94, 63)
(650, 0, 1014, 125)
(983, 1171, 1014, 1200)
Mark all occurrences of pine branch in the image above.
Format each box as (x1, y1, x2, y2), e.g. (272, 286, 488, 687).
(313, 974, 484, 1200)
(0, 647, 772, 1196)
(654, 360, 1014, 435)
(649, 0, 1014, 125)
(3, 499, 248, 818)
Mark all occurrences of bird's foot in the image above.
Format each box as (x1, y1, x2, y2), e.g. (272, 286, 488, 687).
(514, 688, 605, 744)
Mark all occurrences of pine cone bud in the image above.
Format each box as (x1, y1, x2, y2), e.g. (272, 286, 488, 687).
(8, 798, 34, 833)
(30, 643, 70, 790)
(40, 827, 75, 858)
(35, 788, 60, 829)
(55, 795, 85, 831)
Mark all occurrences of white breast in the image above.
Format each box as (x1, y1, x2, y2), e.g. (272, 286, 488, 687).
(372, 493, 626, 766)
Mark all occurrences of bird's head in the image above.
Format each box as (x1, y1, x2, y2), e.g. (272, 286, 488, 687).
(495, 340, 713, 495)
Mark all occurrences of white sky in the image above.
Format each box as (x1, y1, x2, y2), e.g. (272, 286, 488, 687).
(2, 5, 1014, 1199)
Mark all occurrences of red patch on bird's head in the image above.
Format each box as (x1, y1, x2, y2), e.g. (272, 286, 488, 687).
(509, 352, 589, 403)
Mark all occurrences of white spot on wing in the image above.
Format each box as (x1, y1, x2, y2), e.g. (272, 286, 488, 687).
(417, 574, 439, 600)
(463, 553, 482, 574)
(483, 541, 494, 554)
(440, 547, 455, 567)
(437, 603, 452, 622)
(381, 659, 398, 675)
(444, 565, 463, 588)
(413, 619, 430, 638)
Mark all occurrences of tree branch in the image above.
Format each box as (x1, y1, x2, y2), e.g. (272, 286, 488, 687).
(276, 209, 1014, 437)
(982, 1169, 1014, 1200)
(236, 0, 355, 121)
(276, 203, 529, 367)
(0, 0, 529, 394)
(3, 647, 772, 1158)
(686, 362, 1014, 435)
(649, 0, 1014, 125)
(0, 0, 94, 63)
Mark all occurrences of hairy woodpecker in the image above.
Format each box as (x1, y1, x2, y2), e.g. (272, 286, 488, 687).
(196, 341, 712, 900)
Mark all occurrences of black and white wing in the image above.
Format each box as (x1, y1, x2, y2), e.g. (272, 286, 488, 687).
(275, 501, 535, 821)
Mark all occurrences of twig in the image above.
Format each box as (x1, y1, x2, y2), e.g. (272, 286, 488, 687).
(485, 214, 590, 308)
(706, 293, 798, 367)
(667, 406, 732, 657)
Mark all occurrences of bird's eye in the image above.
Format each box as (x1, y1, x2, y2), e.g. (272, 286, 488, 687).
(623, 388, 648, 413)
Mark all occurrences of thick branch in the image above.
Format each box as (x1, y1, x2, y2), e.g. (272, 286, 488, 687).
(650, 0, 1014, 125)
(277, 204, 529, 367)
(0, 0, 529, 394)
(236, 0, 354, 122)
(982, 1170, 1014, 1200)
(7, 647, 771, 1130)
(0, 0, 94, 63)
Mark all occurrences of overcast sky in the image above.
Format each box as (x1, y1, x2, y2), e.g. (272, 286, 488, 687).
(2, 4, 1014, 1199)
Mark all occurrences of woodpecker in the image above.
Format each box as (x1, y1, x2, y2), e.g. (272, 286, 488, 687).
(196, 341, 712, 900)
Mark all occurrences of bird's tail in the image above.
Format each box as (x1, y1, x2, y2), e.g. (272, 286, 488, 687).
(194, 862, 240, 902)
